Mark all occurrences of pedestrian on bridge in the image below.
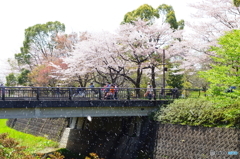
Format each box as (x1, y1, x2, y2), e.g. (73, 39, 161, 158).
(145, 82, 154, 100)
(0, 84, 3, 96)
(114, 83, 118, 100)
(73, 85, 85, 99)
(172, 87, 179, 99)
(55, 85, 60, 97)
(104, 82, 111, 99)
(89, 82, 98, 97)
(89, 82, 94, 88)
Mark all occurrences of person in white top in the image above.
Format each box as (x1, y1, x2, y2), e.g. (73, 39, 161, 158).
(145, 82, 154, 100)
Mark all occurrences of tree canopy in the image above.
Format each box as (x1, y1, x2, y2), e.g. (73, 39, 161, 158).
(15, 21, 65, 68)
(233, 0, 240, 6)
(184, 0, 240, 68)
(157, 4, 184, 29)
(122, 4, 159, 24)
(9, 21, 79, 86)
(199, 29, 240, 95)
(7, 1, 240, 90)
(121, 4, 184, 30)
(59, 19, 184, 89)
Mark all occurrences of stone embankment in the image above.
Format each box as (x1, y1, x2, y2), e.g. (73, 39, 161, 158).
(7, 117, 240, 159)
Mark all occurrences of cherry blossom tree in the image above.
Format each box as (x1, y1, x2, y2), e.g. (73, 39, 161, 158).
(61, 19, 184, 92)
(168, 0, 240, 90)
(61, 31, 126, 87)
(28, 64, 53, 86)
(115, 19, 183, 89)
(54, 32, 79, 57)
(184, 0, 240, 67)
(28, 59, 67, 86)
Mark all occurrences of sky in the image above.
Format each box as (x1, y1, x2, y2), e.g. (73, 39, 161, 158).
(0, 0, 196, 82)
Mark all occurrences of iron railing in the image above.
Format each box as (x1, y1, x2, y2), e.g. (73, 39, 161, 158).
(0, 87, 205, 101)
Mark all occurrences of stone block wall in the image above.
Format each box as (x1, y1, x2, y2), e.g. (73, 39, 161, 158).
(154, 124, 240, 159)
(7, 118, 68, 141)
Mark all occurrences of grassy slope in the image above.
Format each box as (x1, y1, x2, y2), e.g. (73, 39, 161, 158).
(0, 119, 58, 153)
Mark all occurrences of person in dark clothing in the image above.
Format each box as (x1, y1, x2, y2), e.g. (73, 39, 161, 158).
(145, 83, 154, 100)
(0, 84, 3, 96)
(172, 87, 179, 99)
(56, 85, 60, 97)
(73, 85, 85, 99)
(114, 84, 118, 100)
(227, 86, 236, 92)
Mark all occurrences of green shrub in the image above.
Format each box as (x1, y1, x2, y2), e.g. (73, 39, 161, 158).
(154, 98, 240, 128)
(222, 101, 240, 127)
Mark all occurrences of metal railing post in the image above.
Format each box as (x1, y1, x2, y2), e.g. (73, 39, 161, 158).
(36, 88, 40, 100)
(127, 88, 130, 100)
(98, 88, 102, 100)
(154, 89, 156, 100)
(69, 88, 72, 100)
(2, 87, 5, 101)
(161, 87, 165, 99)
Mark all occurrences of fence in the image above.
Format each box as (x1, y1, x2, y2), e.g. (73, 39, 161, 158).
(0, 86, 205, 101)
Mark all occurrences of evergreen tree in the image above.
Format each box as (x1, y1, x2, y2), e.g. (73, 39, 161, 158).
(121, 4, 184, 30)
(5, 73, 17, 86)
(233, 0, 240, 7)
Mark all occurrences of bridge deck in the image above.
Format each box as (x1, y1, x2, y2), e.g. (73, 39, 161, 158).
(0, 100, 168, 119)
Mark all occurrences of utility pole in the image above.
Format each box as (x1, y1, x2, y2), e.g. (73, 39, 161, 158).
(162, 49, 166, 90)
